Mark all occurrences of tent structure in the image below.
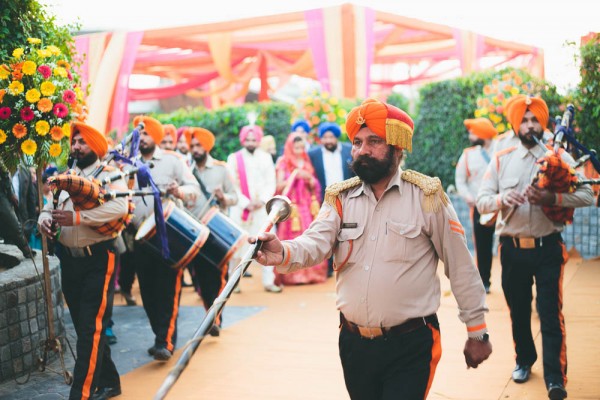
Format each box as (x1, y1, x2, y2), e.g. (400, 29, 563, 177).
(74, 3, 544, 135)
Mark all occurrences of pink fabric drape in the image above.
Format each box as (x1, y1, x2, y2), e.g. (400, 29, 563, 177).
(363, 7, 376, 98)
(74, 36, 90, 95)
(110, 31, 144, 136)
(305, 9, 330, 93)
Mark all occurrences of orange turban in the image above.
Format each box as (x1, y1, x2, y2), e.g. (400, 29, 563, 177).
(184, 127, 215, 152)
(346, 98, 414, 152)
(464, 118, 498, 140)
(71, 121, 108, 158)
(133, 115, 164, 145)
(505, 95, 549, 132)
(163, 124, 177, 143)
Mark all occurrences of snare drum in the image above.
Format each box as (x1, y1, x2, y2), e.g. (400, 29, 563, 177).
(135, 200, 210, 269)
(197, 207, 247, 270)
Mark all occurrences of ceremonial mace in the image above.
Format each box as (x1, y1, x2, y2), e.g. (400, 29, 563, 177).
(153, 195, 292, 400)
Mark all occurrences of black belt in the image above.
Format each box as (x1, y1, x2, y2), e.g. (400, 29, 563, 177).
(62, 238, 117, 258)
(499, 232, 562, 249)
(340, 313, 438, 340)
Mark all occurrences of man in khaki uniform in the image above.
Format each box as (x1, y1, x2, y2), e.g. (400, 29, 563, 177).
(477, 95, 594, 400)
(39, 122, 127, 400)
(253, 99, 492, 400)
(184, 127, 238, 336)
(455, 117, 498, 293)
(130, 116, 201, 362)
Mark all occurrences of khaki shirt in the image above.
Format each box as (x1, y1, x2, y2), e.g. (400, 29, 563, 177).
(278, 169, 488, 337)
(38, 161, 128, 248)
(455, 145, 493, 202)
(189, 156, 238, 217)
(131, 147, 200, 228)
(477, 142, 594, 237)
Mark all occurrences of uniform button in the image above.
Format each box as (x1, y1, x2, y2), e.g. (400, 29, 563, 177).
(365, 265, 370, 271)
(370, 235, 377, 241)
(375, 207, 380, 212)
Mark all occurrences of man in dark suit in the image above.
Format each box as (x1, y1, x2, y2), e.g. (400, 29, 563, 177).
(308, 122, 354, 202)
(12, 164, 37, 237)
(308, 122, 354, 277)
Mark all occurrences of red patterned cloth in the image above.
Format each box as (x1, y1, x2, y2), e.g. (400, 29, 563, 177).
(535, 150, 578, 224)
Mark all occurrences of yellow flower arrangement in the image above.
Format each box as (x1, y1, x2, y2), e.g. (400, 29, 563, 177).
(0, 38, 84, 170)
(475, 69, 534, 133)
(294, 89, 354, 140)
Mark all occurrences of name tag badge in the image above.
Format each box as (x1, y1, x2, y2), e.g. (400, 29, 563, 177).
(342, 222, 358, 229)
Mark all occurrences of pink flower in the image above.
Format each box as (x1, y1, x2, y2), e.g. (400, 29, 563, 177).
(53, 103, 68, 118)
(37, 65, 52, 79)
(62, 90, 76, 104)
(20, 106, 34, 121)
(0, 107, 11, 119)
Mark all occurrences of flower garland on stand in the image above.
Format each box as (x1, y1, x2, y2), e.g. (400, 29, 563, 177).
(0, 37, 85, 172)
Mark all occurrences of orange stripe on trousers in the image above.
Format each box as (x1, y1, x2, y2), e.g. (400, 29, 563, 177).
(559, 242, 568, 386)
(424, 323, 442, 399)
(81, 251, 115, 400)
(166, 268, 184, 352)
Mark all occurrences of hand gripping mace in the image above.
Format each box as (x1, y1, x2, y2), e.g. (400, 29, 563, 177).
(153, 195, 292, 400)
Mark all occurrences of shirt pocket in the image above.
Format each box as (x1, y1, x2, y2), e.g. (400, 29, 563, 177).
(382, 221, 421, 263)
(500, 177, 519, 191)
(334, 224, 365, 270)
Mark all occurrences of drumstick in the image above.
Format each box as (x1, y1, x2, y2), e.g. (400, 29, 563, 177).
(153, 195, 292, 400)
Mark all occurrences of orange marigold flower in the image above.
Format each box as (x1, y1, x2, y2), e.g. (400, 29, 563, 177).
(13, 124, 27, 139)
(483, 85, 492, 95)
(0, 129, 6, 144)
(37, 98, 53, 112)
(0, 89, 5, 103)
(50, 126, 63, 141)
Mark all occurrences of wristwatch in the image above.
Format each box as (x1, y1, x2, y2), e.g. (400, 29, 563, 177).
(471, 333, 489, 342)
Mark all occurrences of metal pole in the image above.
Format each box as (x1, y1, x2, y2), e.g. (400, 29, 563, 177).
(153, 195, 292, 400)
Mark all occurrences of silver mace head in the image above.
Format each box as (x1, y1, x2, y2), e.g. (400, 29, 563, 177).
(266, 195, 292, 222)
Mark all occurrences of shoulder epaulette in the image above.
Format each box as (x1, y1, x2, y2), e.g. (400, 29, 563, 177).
(212, 159, 227, 167)
(496, 146, 517, 158)
(401, 169, 449, 213)
(163, 149, 186, 160)
(324, 176, 362, 206)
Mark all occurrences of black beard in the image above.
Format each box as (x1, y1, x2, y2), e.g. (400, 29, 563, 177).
(350, 146, 395, 184)
(139, 142, 155, 156)
(71, 151, 98, 170)
(470, 138, 484, 146)
(245, 146, 256, 154)
(324, 143, 337, 152)
(193, 152, 207, 163)
(518, 130, 541, 147)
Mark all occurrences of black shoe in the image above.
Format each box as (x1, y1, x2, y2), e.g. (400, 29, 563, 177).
(484, 284, 490, 294)
(548, 383, 567, 400)
(153, 347, 172, 361)
(121, 291, 137, 306)
(209, 325, 220, 337)
(91, 386, 121, 400)
(512, 364, 531, 383)
(243, 271, 253, 278)
(105, 327, 117, 345)
(147, 345, 157, 356)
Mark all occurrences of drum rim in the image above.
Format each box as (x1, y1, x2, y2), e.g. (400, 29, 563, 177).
(172, 226, 211, 269)
(135, 200, 175, 241)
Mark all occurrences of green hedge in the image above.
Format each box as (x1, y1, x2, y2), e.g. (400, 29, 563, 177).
(576, 34, 600, 151)
(153, 101, 293, 161)
(406, 68, 563, 188)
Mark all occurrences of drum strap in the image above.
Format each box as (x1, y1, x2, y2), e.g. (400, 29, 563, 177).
(192, 167, 212, 200)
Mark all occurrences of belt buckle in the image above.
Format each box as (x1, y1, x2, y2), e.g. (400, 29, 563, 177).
(519, 237, 536, 249)
(358, 326, 383, 339)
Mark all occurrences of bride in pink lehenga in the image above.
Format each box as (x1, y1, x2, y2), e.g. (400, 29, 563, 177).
(275, 132, 328, 285)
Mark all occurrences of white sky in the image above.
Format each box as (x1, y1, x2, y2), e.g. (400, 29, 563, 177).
(42, 0, 599, 94)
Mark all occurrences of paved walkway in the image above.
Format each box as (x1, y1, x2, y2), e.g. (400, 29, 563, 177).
(2, 254, 600, 399)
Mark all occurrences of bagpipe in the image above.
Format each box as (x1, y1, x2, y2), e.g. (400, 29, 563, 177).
(502, 104, 600, 226)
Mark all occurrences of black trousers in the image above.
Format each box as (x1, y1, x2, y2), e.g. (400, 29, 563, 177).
(499, 235, 568, 388)
(118, 250, 136, 293)
(339, 319, 441, 400)
(135, 244, 183, 352)
(191, 261, 228, 325)
(472, 207, 495, 287)
(60, 241, 120, 400)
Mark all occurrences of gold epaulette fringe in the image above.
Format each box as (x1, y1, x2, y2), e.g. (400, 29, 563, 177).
(324, 176, 362, 207)
(401, 169, 449, 213)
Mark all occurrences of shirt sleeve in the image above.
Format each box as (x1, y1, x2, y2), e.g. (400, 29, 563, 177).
(222, 169, 238, 207)
(427, 200, 488, 337)
(476, 158, 504, 214)
(455, 151, 472, 201)
(76, 180, 128, 226)
(277, 202, 339, 273)
(176, 157, 201, 200)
